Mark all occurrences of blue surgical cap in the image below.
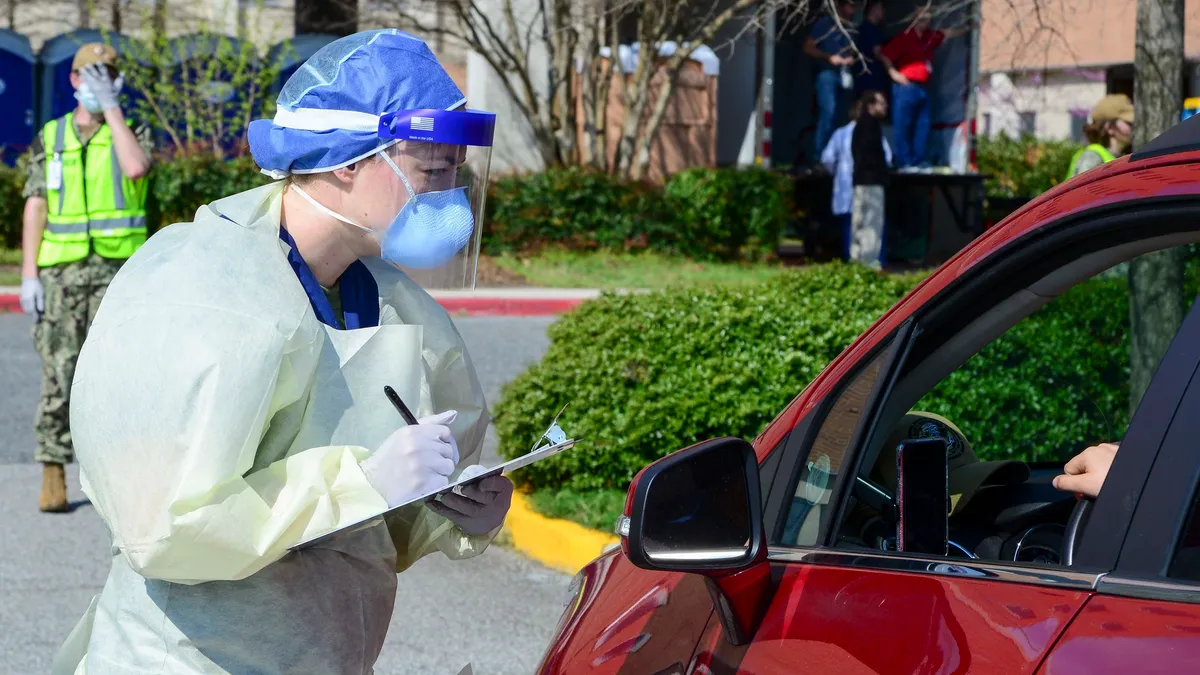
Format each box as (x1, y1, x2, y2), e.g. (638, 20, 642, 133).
(248, 29, 466, 177)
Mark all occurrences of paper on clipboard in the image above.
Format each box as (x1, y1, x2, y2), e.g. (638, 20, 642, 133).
(291, 405, 577, 550)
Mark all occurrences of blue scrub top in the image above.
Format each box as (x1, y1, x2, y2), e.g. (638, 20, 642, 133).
(811, 16, 852, 70)
(278, 227, 381, 330)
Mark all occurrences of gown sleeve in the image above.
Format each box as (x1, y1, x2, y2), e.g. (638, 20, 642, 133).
(71, 248, 389, 586)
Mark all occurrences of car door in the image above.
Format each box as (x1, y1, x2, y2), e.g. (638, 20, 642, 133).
(684, 291, 1200, 674)
(1038, 292, 1200, 674)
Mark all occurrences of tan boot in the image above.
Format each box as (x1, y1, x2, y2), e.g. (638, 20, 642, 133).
(39, 462, 69, 513)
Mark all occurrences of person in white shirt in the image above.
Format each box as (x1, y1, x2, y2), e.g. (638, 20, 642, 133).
(821, 92, 893, 262)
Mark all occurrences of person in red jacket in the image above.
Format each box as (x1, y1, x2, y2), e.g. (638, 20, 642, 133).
(881, 8, 971, 169)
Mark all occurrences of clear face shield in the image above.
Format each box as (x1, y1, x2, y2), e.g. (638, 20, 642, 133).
(373, 109, 494, 290)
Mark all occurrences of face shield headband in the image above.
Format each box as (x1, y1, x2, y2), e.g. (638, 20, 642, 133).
(273, 107, 496, 282)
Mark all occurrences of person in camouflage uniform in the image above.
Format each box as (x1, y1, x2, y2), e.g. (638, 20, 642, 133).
(19, 43, 153, 512)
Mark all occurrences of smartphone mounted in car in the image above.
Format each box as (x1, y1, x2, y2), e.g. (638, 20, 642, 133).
(895, 437, 950, 556)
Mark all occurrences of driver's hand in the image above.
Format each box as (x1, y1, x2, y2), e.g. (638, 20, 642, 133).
(1053, 443, 1118, 498)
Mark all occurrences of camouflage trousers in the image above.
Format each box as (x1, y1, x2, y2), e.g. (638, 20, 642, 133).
(33, 254, 125, 464)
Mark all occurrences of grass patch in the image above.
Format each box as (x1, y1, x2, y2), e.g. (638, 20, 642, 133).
(526, 487, 627, 533)
(0, 247, 19, 286)
(492, 250, 791, 290)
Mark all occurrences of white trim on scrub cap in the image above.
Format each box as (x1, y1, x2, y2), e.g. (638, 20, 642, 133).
(263, 97, 470, 178)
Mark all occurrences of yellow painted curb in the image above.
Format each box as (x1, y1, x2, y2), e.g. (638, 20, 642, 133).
(505, 492, 620, 573)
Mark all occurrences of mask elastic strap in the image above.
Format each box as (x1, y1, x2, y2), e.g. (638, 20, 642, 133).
(289, 183, 372, 234)
(379, 152, 418, 199)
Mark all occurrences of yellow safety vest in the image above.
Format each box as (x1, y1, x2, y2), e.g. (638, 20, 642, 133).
(39, 112, 148, 267)
(1066, 144, 1117, 181)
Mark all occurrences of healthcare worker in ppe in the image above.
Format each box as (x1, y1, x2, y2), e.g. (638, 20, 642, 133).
(53, 29, 513, 675)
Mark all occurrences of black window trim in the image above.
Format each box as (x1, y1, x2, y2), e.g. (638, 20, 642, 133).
(1105, 291, 1200, 579)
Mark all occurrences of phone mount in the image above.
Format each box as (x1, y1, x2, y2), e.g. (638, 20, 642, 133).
(895, 437, 950, 556)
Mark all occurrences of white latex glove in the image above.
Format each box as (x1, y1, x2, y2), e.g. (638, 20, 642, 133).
(361, 410, 460, 509)
(427, 464, 514, 536)
(79, 63, 123, 112)
(20, 277, 44, 315)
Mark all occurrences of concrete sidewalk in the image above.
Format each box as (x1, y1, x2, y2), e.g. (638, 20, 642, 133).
(0, 286, 601, 316)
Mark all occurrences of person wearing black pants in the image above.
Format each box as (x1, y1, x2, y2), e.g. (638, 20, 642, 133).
(851, 90, 891, 269)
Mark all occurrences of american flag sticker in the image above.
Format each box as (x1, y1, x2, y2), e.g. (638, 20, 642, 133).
(411, 116, 435, 132)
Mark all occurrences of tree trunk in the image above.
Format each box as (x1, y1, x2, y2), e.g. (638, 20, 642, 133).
(111, 0, 122, 32)
(1129, 0, 1186, 415)
(586, 10, 621, 172)
(631, 53, 693, 181)
(612, 4, 664, 178)
(77, 0, 89, 28)
(152, 0, 167, 42)
(549, 0, 579, 166)
(7, 0, 16, 29)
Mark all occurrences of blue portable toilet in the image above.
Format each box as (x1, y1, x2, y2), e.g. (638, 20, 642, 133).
(38, 30, 147, 128)
(0, 29, 35, 165)
(267, 33, 337, 94)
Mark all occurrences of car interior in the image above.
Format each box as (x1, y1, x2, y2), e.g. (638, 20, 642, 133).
(785, 227, 1200, 567)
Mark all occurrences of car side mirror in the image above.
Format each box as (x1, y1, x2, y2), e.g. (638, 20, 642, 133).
(620, 437, 764, 573)
(618, 437, 772, 646)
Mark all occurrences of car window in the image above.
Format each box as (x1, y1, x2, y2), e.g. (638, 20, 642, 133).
(1169, 493, 1200, 581)
(824, 244, 1200, 566)
(779, 347, 890, 547)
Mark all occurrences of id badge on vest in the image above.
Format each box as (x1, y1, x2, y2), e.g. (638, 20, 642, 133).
(47, 154, 64, 191)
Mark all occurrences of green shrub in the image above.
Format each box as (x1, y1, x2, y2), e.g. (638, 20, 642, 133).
(146, 153, 270, 230)
(663, 167, 793, 261)
(0, 161, 23, 249)
(484, 166, 793, 262)
(494, 264, 916, 492)
(496, 261, 1200, 502)
(977, 135, 1079, 198)
(527, 487, 628, 532)
(484, 167, 673, 255)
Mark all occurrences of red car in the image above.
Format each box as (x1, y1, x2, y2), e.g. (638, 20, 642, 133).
(536, 119, 1200, 674)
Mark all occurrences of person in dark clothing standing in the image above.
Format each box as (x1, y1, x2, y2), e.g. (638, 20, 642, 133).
(805, 0, 858, 162)
(851, 90, 891, 269)
(855, 0, 890, 97)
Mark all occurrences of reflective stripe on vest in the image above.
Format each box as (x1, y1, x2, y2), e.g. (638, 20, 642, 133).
(40, 112, 148, 266)
(45, 216, 148, 236)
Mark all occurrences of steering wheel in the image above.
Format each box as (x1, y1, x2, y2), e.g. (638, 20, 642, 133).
(1062, 497, 1094, 567)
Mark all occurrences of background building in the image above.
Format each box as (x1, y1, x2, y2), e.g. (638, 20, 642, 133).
(978, 0, 1200, 140)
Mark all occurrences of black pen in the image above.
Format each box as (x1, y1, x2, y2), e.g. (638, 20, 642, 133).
(384, 385, 419, 426)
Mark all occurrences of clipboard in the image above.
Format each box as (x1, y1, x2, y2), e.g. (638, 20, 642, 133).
(291, 405, 577, 550)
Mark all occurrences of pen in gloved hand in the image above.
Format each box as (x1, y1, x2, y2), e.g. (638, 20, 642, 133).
(384, 385, 419, 426)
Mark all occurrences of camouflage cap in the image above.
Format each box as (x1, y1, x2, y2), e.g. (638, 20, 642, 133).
(72, 42, 118, 71)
